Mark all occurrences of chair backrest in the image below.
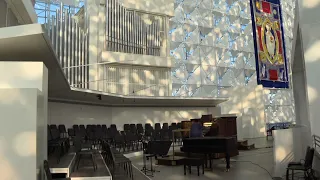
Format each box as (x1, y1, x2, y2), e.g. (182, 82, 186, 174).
(43, 160, 53, 180)
(49, 124, 57, 129)
(162, 123, 169, 130)
(68, 128, 75, 136)
(58, 124, 66, 133)
(137, 124, 144, 133)
(50, 128, 60, 140)
(124, 124, 130, 131)
(304, 147, 315, 168)
(177, 123, 182, 129)
(47, 126, 52, 141)
(155, 123, 161, 131)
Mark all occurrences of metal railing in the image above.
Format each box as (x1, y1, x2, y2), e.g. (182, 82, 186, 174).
(105, 0, 163, 56)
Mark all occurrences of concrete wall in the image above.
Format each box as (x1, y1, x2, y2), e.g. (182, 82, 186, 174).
(0, 62, 48, 180)
(297, 0, 320, 137)
(48, 101, 221, 130)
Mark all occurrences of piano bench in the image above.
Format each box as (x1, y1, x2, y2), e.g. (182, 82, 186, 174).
(183, 158, 205, 176)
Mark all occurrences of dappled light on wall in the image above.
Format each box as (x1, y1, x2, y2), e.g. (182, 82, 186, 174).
(13, 132, 36, 157)
(307, 85, 318, 103)
(302, 0, 320, 8)
(305, 40, 320, 62)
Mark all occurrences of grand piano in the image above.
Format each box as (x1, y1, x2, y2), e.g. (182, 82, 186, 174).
(180, 136, 237, 171)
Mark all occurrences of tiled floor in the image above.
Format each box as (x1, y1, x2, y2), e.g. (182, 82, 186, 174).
(130, 147, 276, 180)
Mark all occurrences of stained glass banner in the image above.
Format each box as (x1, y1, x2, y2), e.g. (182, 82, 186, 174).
(250, 0, 289, 88)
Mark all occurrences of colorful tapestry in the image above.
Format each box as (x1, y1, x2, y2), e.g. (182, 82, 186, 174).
(250, 0, 289, 88)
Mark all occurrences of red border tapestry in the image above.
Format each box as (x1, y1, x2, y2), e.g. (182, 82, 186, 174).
(250, 0, 289, 88)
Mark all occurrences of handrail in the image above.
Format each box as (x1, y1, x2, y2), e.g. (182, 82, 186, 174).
(314, 135, 320, 149)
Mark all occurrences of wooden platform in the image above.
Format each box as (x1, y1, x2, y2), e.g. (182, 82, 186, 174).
(156, 156, 185, 166)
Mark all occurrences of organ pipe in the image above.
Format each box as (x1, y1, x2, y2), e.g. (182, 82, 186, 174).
(46, 3, 89, 88)
(104, 0, 161, 56)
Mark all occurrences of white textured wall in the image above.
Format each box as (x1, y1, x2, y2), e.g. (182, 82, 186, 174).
(0, 89, 39, 180)
(0, 62, 48, 180)
(48, 101, 221, 130)
(298, 0, 320, 137)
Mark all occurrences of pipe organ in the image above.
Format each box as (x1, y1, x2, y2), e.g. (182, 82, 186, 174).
(47, 3, 89, 89)
(105, 0, 163, 56)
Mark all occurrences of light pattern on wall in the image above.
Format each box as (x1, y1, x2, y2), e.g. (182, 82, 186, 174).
(170, 0, 256, 97)
(104, 65, 170, 96)
(169, 0, 296, 126)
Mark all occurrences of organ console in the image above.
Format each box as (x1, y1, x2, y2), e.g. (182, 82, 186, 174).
(180, 114, 239, 171)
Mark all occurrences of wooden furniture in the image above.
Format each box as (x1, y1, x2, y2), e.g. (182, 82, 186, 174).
(183, 158, 205, 176)
(180, 137, 236, 171)
(214, 115, 239, 157)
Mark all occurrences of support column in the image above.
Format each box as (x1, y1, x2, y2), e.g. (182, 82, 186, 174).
(0, 62, 48, 180)
(297, 0, 320, 137)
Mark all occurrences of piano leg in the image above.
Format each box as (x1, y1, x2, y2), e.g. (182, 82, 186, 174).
(225, 152, 230, 172)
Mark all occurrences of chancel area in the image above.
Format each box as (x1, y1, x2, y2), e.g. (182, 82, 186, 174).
(0, 0, 319, 180)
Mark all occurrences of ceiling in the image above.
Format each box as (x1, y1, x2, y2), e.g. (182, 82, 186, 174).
(0, 24, 228, 107)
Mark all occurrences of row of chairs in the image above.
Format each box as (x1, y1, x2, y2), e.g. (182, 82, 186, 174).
(48, 122, 182, 137)
(48, 123, 184, 153)
(47, 126, 70, 163)
(102, 141, 133, 180)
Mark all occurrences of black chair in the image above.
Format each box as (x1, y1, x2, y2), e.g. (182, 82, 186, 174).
(58, 124, 67, 138)
(145, 124, 153, 139)
(286, 146, 316, 180)
(49, 127, 70, 163)
(44, 160, 71, 180)
(155, 123, 161, 131)
(67, 128, 75, 137)
(130, 124, 137, 134)
(50, 124, 58, 130)
(124, 124, 130, 132)
(137, 124, 144, 134)
(183, 158, 205, 176)
(162, 123, 169, 130)
(74, 135, 97, 171)
(177, 122, 182, 129)
(101, 141, 133, 180)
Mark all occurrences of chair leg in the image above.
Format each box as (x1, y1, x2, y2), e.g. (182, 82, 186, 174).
(189, 166, 191, 174)
(90, 154, 96, 171)
(197, 166, 199, 176)
(202, 164, 204, 174)
(291, 170, 294, 180)
(77, 154, 82, 170)
(184, 165, 186, 175)
(286, 169, 289, 180)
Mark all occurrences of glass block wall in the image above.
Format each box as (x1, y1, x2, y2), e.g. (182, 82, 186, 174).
(169, 0, 297, 136)
(170, 0, 256, 97)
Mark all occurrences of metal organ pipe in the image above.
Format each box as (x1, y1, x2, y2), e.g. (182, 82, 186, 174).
(46, 3, 89, 88)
